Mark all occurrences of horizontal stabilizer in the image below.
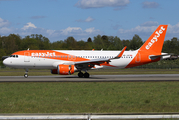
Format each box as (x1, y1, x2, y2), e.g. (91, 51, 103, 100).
(149, 53, 173, 60)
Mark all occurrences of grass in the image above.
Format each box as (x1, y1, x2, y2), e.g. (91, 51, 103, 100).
(1, 68, 179, 113)
(1, 82, 179, 113)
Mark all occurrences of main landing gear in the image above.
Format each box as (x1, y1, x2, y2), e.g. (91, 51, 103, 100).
(24, 68, 28, 78)
(78, 71, 90, 78)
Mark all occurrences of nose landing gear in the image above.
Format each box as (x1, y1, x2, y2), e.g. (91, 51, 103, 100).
(24, 69, 28, 78)
(24, 74, 28, 78)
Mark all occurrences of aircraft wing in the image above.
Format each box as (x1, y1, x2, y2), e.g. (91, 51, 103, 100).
(74, 46, 127, 70)
(75, 58, 109, 64)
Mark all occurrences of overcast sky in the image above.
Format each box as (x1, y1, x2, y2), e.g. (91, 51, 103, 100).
(0, 0, 179, 42)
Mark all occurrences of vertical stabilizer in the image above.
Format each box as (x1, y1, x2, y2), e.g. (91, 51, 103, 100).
(139, 25, 168, 54)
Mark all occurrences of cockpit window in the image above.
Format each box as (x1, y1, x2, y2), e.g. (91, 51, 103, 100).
(10, 55, 18, 58)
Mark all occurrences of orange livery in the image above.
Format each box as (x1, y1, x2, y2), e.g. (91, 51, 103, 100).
(3, 25, 170, 78)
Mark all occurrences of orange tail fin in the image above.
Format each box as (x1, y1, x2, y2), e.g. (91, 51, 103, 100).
(139, 25, 168, 54)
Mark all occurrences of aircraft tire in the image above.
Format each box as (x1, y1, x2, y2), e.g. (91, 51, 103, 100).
(84, 72, 90, 78)
(24, 74, 28, 78)
(78, 72, 84, 78)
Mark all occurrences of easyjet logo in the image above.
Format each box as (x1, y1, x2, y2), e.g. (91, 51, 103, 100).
(145, 26, 165, 50)
(31, 52, 56, 56)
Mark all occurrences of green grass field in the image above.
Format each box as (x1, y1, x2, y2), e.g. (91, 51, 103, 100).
(0, 82, 179, 113)
(1, 68, 179, 113)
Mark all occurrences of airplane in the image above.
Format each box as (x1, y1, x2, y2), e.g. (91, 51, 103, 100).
(3, 25, 171, 78)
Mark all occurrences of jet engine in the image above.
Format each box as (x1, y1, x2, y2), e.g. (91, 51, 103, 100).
(51, 64, 75, 75)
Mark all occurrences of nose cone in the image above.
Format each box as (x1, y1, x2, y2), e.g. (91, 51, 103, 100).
(3, 58, 9, 66)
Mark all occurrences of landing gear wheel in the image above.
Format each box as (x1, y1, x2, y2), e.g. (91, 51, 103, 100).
(84, 72, 90, 78)
(24, 74, 28, 78)
(24, 68, 29, 78)
(78, 72, 84, 78)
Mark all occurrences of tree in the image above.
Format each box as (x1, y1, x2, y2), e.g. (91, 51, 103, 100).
(87, 37, 92, 42)
(113, 36, 123, 50)
(40, 36, 51, 50)
(21, 36, 39, 50)
(64, 37, 77, 50)
(108, 36, 123, 50)
(162, 40, 171, 53)
(170, 37, 179, 54)
(130, 34, 143, 50)
(101, 35, 110, 49)
(8, 34, 22, 50)
(51, 40, 64, 50)
(77, 40, 86, 49)
(3, 35, 19, 55)
(93, 35, 104, 50)
(122, 39, 130, 50)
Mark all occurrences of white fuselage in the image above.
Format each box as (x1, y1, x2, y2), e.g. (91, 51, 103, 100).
(3, 50, 138, 70)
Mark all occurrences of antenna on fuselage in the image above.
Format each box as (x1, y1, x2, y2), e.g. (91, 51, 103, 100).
(27, 48, 29, 50)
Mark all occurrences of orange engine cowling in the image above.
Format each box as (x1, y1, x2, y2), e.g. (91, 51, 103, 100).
(51, 64, 75, 75)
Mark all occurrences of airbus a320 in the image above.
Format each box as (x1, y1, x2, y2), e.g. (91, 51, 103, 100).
(3, 25, 170, 78)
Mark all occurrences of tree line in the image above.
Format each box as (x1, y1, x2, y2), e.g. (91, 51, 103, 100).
(0, 34, 179, 62)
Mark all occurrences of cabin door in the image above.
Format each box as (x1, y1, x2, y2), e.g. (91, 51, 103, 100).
(24, 52, 30, 62)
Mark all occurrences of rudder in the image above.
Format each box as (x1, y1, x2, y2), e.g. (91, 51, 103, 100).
(139, 25, 168, 54)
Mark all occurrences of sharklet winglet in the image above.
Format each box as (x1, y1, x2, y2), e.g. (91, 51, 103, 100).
(114, 46, 127, 59)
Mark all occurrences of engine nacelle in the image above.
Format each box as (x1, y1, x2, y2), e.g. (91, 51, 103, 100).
(51, 69, 58, 74)
(51, 64, 75, 75)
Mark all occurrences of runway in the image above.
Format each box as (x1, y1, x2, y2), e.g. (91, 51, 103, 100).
(0, 74, 179, 82)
